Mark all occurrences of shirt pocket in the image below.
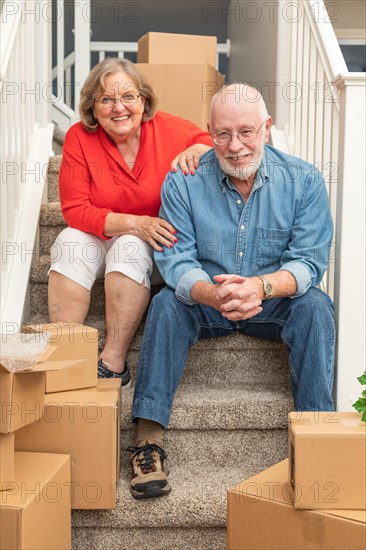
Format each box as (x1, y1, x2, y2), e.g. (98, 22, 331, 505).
(256, 226, 292, 269)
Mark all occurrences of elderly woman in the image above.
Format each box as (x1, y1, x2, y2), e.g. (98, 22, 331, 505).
(48, 58, 212, 384)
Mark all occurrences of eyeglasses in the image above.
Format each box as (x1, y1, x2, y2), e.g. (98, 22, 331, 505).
(94, 93, 141, 109)
(211, 120, 267, 146)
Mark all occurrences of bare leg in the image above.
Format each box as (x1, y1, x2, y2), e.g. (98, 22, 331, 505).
(48, 271, 90, 323)
(100, 272, 150, 373)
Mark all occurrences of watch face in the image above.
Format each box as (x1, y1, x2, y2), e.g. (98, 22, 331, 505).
(265, 281, 273, 296)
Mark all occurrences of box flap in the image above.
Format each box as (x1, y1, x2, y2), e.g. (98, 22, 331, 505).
(22, 322, 98, 339)
(229, 460, 366, 524)
(44, 381, 120, 405)
(16, 358, 85, 374)
(89, 378, 121, 391)
(0, 507, 20, 548)
(37, 345, 58, 363)
(325, 509, 366, 523)
(1, 452, 70, 509)
(23, 322, 83, 334)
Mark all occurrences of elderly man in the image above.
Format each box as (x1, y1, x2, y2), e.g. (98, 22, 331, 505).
(128, 83, 335, 499)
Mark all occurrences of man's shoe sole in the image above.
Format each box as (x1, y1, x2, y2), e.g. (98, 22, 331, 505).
(130, 480, 171, 499)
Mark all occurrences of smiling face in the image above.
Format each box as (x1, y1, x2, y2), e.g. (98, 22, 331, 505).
(209, 88, 272, 182)
(93, 71, 145, 144)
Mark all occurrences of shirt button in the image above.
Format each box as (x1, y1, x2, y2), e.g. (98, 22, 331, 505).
(239, 251, 244, 257)
(222, 188, 226, 193)
(240, 225, 245, 231)
(236, 199, 242, 205)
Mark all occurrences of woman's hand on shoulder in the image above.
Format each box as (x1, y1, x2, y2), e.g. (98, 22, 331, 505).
(134, 216, 177, 252)
(170, 144, 212, 176)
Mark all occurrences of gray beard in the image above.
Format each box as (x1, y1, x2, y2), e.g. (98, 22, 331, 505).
(218, 157, 261, 181)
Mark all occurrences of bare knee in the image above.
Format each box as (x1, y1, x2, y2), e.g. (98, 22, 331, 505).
(48, 271, 90, 323)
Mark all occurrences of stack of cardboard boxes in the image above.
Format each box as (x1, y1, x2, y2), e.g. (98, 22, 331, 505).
(136, 32, 224, 129)
(0, 323, 121, 549)
(227, 412, 366, 549)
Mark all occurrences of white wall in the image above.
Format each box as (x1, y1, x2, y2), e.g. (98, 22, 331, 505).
(326, 0, 366, 29)
(226, 1, 292, 127)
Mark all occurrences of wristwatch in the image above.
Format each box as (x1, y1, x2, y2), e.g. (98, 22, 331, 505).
(258, 276, 273, 299)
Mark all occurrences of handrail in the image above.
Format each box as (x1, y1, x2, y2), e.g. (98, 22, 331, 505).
(90, 41, 138, 53)
(306, 1, 348, 80)
(52, 51, 75, 80)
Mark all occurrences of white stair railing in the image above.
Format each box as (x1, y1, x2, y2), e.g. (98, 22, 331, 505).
(0, 0, 54, 329)
(286, 1, 366, 411)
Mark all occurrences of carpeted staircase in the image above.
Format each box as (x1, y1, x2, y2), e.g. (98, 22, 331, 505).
(29, 153, 294, 550)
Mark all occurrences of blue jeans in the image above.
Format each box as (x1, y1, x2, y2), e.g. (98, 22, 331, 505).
(132, 287, 335, 428)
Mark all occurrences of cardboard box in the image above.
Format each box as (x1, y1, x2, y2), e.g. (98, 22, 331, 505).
(138, 32, 217, 66)
(227, 460, 366, 550)
(289, 411, 366, 509)
(15, 379, 121, 509)
(22, 323, 98, 393)
(0, 452, 71, 549)
(136, 62, 224, 129)
(0, 347, 77, 434)
(0, 433, 14, 489)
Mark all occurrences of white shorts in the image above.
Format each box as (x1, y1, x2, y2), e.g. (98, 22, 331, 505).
(49, 227, 163, 291)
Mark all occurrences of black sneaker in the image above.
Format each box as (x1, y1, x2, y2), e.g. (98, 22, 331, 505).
(97, 359, 131, 387)
(127, 443, 171, 499)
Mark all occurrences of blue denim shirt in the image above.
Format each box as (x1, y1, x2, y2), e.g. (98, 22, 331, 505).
(155, 145, 334, 306)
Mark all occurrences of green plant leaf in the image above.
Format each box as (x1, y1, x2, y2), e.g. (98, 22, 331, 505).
(352, 397, 366, 412)
(354, 372, 366, 421)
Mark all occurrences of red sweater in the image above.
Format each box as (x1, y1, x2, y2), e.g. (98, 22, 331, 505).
(59, 111, 212, 239)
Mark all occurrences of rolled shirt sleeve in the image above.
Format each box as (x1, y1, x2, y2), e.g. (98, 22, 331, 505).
(279, 261, 312, 297)
(175, 269, 212, 305)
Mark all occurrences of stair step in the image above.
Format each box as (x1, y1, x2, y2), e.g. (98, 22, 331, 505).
(72, 459, 285, 531)
(122, 426, 289, 468)
(47, 155, 62, 202)
(53, 131, 65, 146)
(29, 255, 51, 282)
(120, 385, 292, 432)
(72, 443, 288, 548)
(72, 526, 226, 550)
(39, 203, 65, 255)
(40, 201, 64, 225)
